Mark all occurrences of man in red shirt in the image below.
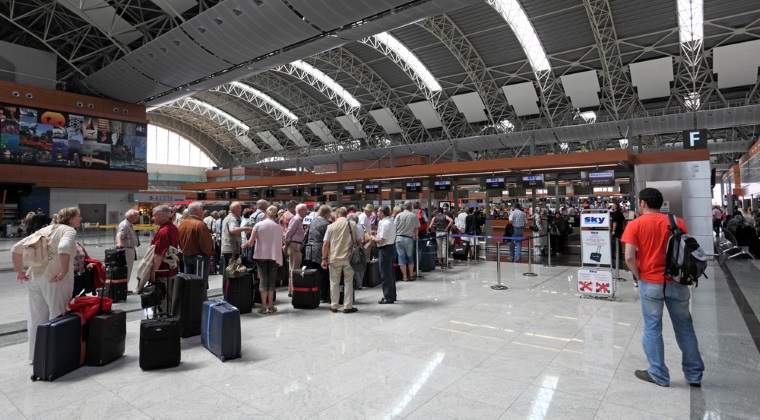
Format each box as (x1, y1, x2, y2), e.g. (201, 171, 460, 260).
(151, 204, 179, 313)
(621, 188, 704, 388)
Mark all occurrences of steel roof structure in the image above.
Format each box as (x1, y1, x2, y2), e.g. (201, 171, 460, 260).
(3, 0, 760, 170)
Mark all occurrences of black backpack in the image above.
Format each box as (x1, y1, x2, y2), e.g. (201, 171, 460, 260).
(665, 214, 708, 287)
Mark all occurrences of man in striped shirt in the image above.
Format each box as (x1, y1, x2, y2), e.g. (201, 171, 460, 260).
(508, 203, 527, 262)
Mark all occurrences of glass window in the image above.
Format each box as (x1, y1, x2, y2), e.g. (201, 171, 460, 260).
(147, 124, 215, 168)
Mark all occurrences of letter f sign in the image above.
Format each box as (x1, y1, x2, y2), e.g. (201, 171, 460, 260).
(689, 131, 700, 147)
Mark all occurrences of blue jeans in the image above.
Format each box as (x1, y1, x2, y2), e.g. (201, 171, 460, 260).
(395, 236, 415, 265)
(639, 280, 704, 385)
(511, 227, 524, 262)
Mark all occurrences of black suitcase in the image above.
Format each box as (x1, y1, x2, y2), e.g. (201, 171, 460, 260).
(85, 309, 126, 366)
(104, 248, 127, 267)
(31, 313, 81, 381)
(364, 260, 381, 288)
(291, 269, 320, 309)
(105, 265, 128, 280)
(453, 244, 469, 261)
(171, 272, 206, 338)
(103, 279, 128, 302)
(418, 238, 437, 272)
(224, 273, 254, 314)
(73, 269, 95, 297)
(201, 300, 241, 361)
(139, 317, 181, 370)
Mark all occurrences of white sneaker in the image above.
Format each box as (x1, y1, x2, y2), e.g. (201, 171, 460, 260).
(633, 279, 639, 288)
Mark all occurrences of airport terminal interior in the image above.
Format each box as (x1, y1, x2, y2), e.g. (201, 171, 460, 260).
(1, 0, 760, 419)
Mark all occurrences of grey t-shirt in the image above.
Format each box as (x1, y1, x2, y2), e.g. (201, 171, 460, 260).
(394, 210, 420, 238)
(221, 214, 241, 254)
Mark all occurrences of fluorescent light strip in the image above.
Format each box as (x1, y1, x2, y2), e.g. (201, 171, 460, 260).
(185, 98, 250, 132)
(487, 0, 551, 72)
(372, 32, 442, 92)
(229, 81, 298, 121)
(290, 60, 361, 109)
(678, 0, 703, 43)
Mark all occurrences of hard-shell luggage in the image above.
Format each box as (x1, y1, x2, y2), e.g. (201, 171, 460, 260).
(106, 265, 128, 280)
(73, 269, 95, 297)
(201, 300, 241, 361)
(85, 309, 126, 366)
(418, 237, 437, 272)
(291, 269, 320, 309)
(139, 317, 181, 370)
(103, 279, 128, 302)
(364, 259, 381, 288)
(31, 313, 81, 381)
(104, 248, 127, 267)
(223, 273, 254, 314)
(172, 271, 206, 338)
(453, 244, 469, 261)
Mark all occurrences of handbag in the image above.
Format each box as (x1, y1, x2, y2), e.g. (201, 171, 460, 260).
(349, 222, 366, 268)
(225, 256, 248, 279)
(140, 281, 167, 309)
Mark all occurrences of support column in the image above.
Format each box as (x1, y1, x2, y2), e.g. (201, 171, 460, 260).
(337, 154, 343, 173)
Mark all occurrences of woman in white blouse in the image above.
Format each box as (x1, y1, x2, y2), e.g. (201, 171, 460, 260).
(11, 207, 81, 359)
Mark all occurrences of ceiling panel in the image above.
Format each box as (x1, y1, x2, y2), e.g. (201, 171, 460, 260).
(369, 108, 403, 134)
(503, 82, 541, 116)
(408, 100, 443, 128)
(336, 115, 367, 139)
(286, 0, 410, 30)
(451, 92, 489, 123)
(280, 126, 309, 147)
(306, 120, 337, 143)
(559, 70, 601, 108)
(629, 57, 674, 100)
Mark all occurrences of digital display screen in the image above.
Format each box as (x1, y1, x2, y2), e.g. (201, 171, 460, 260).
(485, 177, 506, 189)
(405, 181, 422, 192)
(264, 188, 275, 198)
(309, 187, 322, 196)
(227, 190, 237, 199)
(250, 190, 260, 199)
(364, 184, 380, 194)
(343, 185, 356, 195)
(434, 180, 451, 191)
(522, 174, 544, 188)
(588, 170, 615, 186)
(292, 187, 303, 196)
(0, 103, 147, 171)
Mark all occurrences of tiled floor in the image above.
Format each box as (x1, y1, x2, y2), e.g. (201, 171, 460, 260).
(0, 257, 758, 419)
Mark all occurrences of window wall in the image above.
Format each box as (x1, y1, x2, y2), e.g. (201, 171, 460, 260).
(147, 124, 215, 168)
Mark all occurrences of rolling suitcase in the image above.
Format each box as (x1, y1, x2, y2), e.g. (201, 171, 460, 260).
(85, 310, 126, 366)
(363, 259, 381, 288)
(452, 244, 469, 261)
(201, 300, 241, 361)
(31, 313, 82, 381)
(103, 279, 128, 302)
(291, 268, 320, 309)
(277, 251, 289, 288)
(418, 238, 436, 272)
(105, 265, 128, 279)
(172, 259, 207, 338)
(223, 273, 254, 314)
(104, 248, 127, 267)
(139, 317, 181, 370)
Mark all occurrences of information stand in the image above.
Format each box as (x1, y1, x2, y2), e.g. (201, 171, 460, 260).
(577, 209, 615, 299)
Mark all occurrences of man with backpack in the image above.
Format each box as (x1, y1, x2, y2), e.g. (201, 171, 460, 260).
(621, 187, 704, 388)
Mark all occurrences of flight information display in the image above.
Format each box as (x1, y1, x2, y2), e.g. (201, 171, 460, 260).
(292, 187, 303, 196)
(405, 181, 422, 192)
(364, 184, 380, 194)
(522, 174, 544, 188)
(343, 185, 356, 195)
(484, 177, 506, 189)
(309, 186, 322, 196)
(434, 180, 452, 191)
(588, 170, 615, 186)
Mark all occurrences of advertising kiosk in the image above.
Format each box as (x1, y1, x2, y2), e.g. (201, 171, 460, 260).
(577, 209, 615, 299)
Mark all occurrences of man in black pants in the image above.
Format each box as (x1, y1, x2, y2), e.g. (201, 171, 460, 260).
(372, 206, 397, 304)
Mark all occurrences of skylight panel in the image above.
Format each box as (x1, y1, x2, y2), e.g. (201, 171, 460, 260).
(290, 60, 361, 109)
(678, 0, 703, 43)
(487, 0, 551, 72)
(372, 32, 442, 92)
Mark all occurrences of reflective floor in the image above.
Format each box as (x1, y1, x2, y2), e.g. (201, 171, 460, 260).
(0, 253, 758, 419)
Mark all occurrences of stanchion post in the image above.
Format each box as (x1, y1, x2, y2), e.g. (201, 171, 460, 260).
(547, 232, 552, 267)
(415, 236, 422, 279)
(444, 232, 449, 270)
(491, 238, 508, 290)
(614, 239, 625, 281)
(523, 235, 538, 277)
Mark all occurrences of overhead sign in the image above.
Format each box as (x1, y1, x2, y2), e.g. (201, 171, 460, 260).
(682, 130, 707, 149)
(580, 213, 610, 228)
(405, 181, 422, 192)
(131, 192, 187, 203)
(364, 184, 380, 194)
(485, 177, 506, 189)
(434, 180, 452, 191)
(588, 170, 615, 186)
(522, 174, 544, 188)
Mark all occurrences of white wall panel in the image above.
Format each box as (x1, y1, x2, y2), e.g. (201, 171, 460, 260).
(407, 101, 442, 128)
(451, 92, 488, 123)
(713, 40, 760, 89)
(49, 188, 133, 225)
(630, 57, 673, 100)
(502, 82, 540, 116)
(369, 108, 403, 134)
(559, 70, 601, 108)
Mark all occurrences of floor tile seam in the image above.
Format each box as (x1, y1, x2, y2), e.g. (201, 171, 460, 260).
(396, 385, 446, 420)
(96, 386, 154, 420)
(1, 384, 29, 420)
(524, 266, 573, 291)
(594, 299, 643, 406)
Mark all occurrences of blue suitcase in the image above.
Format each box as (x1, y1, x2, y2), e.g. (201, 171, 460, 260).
(201, 300, 241, 362)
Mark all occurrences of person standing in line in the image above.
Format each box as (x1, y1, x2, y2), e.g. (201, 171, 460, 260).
(304, 205, 332, 302)
(177, 201, 214, 288)
(321, 207, 361, 313)
(12, 207, 81, 360)
(610, 202, 626, 261)
(508, 203, 527, 262)
(220, 202, 252, 271)
(711, 205, 723, 238)
(432, 208, 453, 268)
(115, 209, 140, 293)
(281, 201, 296, 231)
(284, 203, 307, 296)
(464, 208, 477, 259)
(358, 204, 374, 239)
(347, 213, 367, 290)
(372, 206, 396, 304)
(149, 205, 180, 314)
(211, 210, 224, 274)
(203, 210, 214, 231)
(455, 207, 468, 233)
(394, 202, 420, 281)
(621, 187, 704, 388)
(242, 206, 283, 314)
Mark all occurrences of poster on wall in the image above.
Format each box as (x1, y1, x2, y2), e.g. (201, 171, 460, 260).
(0, 102, 146, 172)
(580, 230, 611, 265)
